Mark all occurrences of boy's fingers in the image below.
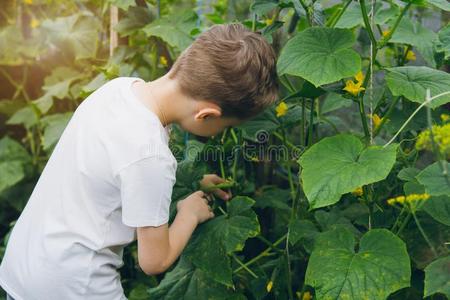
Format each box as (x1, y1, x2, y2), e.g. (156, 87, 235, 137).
(211, 174, 226, 184)
(195, 190, 205, 197)
(213, 189, 230, 201)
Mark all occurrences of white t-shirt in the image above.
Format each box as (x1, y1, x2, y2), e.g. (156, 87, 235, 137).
(0, 77, 177, 300)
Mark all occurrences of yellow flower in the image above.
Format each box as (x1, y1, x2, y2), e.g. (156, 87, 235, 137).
(387, 198, 396, 206)
(352, 186, 363, 196)
(343, 79, 365, 96)
(159, 56, 168, 67)
(415, 123, 450, 158)
(387, 193, 430, 206)
(367, 113, 383, 130)
(405, 50, 416, 61)
(30, 18, 40, 28)
(302, 291, 313, 300)
(440, 113, 449, 123)
(275, 101, 288, 117)
(382, 29, 390, 38)
(266, 280, 273, 292)
(265, 18, 273, 26)
(24, 0, 33, 4)
(354, 70, 365, 84)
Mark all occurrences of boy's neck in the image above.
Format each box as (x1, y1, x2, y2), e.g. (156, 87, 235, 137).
(131, 73, 186, 127)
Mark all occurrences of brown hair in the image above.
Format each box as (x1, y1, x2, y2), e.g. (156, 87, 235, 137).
(168, 23, 279, 119)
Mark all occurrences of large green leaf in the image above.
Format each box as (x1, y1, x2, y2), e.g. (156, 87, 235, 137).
(6, 105, 39, 129)
(435, 24, 450, 60)
(299, 134, 398, 209)
(41, 113, 73, 151)
(335, 2, 398, 28)
(397, 167, 421, 182)
(288, 219, 318, 252)
(0, 137, 31, 194)
(422, 195, 450, 226)
(424, 256, 450, 298)
(0, 25, 45, 66)
(404, 181, 450, 225)
(41, 13, 101, 60)
(305, 228, 411, 300)
(253, 186, 291, 211)
(0, 161, 25, 195)
(237, 108, 279, 142)
(250, 0, 278, 15)
(147, 257, 245, 299)
(385, 66, 450, 108)
(426, 0, 450, 11)
(277, 27, 361, 87)
(389, 17, 438, 67)
(143, 10, 198, 51)
(321, 92, 352, 114)
(171, 160, 207, 204)
(115, 6, 153, 36)
(416, 161, 450, 196)
(33, 67, 84, 113)
(183, 196, 260, 286)
(108, 0, 135, 10)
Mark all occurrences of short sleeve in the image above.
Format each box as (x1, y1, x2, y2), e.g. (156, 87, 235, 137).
(117, 155, 176, 227)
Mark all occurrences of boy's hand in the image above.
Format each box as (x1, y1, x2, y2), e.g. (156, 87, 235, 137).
(176, 191, 214, 224)
(199, 174, 232, 201)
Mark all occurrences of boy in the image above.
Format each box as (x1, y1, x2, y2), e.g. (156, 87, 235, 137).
(0, 22, 278, 299)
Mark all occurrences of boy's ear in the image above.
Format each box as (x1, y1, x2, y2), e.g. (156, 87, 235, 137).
(194, 107, 222, 120)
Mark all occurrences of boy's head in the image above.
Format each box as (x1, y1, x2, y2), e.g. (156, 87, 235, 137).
(167, 23, 279, 137)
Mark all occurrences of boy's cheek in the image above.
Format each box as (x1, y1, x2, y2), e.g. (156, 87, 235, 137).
(180, 121, 226, 137)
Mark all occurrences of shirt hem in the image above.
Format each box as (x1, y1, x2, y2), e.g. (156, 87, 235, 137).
(122, 216, 169, 228)
(0, 276, 24, 300)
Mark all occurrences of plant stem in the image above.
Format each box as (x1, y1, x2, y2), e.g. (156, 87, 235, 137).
(358, 94, 371, 144)
(396, 211, 412, 235)
(390, 206, 406, 232)
(231, 253, 258, 278)
(399, 45, 412, 66)
(285, 252, 294, 300)
(294, 0, 311, 26)
(280, 125, 295, 199)
(0, 68, 20, 89)
(230, 128, 238, 144)
(328, 0, 352, 28)
(307, 98, 315, 147)
(252, 13, 257, 32)
(256, 235, 285, 254)
(231, 130, 241, 182)
(363, 185, 374, 230)
(426, 106, 450, 187)
(285, 186, 301, 300)
(301, 99, 306, 146)
(233, 234, 287, 274)
(378, 2, 412, 49)
(374, 96, 401, 136)
(218, 206, 228, 217)
(384, 91, 450, 148)
(359, 0, 377, 48)
(412, 211, 438, 258)
(272, 132, 301, 153)
(280, 74, 296, 93)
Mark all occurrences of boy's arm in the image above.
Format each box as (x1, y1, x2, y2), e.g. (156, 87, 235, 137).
(136, 208, 197, 275)
(136, 191, 212, 275)
(135, 174, 232, 275)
